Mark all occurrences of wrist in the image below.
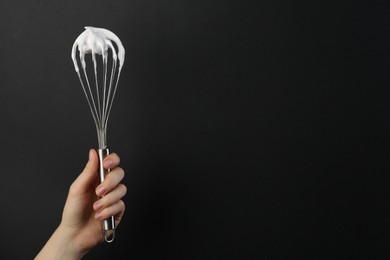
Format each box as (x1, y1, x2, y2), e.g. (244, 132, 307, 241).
(35, 225, 87, 260)
(57, 224, 90, 258)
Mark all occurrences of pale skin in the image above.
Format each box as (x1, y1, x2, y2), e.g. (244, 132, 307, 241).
(35, 149, 127, 260)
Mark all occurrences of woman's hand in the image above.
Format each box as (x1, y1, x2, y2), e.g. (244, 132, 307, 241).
(35, 149, 126, 260)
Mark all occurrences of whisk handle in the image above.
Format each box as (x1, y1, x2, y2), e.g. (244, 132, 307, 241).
(98, 148, 116, 243)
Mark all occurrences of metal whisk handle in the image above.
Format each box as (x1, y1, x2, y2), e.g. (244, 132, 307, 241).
(98, 148, 116, 243)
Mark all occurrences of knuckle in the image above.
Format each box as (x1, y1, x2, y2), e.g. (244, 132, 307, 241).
(104, 176, 114, 188)
(110, 153, 120, 164)
(119, 184, 127, 195)
(119, 200, 125, 210)
(114, 153, 121, 164)
(108, 168, 124, 184)
(115, 167, 124, 177)
(118, 168, 125, 179)
(68, 182, 79, 196)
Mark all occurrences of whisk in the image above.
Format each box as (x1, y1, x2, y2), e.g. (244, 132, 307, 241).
(71, 26, 125, 243)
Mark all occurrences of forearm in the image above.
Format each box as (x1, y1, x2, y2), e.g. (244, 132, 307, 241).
(35, 226, 86, 260)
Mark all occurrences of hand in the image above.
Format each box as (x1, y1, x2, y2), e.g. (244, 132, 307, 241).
(61, 149, 127, 250)
(35, 149, 127, 260)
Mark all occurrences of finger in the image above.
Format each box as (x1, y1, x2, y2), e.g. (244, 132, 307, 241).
(103, 153, 120, 169)
(69, 149, 99, 196)
(93, 184, 127, 211)
(95, 200, 125, 221)
(95, 167, 125, 197)
(114, 204, 125, 226)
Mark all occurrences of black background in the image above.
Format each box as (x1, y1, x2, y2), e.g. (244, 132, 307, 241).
(0, 0, 388, 259)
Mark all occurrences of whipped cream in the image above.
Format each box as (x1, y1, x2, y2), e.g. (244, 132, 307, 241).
(71, 26, 125, 72)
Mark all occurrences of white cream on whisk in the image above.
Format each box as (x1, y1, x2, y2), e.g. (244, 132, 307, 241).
(71, 26, 125, 72)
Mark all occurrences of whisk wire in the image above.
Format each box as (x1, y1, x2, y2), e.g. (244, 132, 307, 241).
(105, 68, 121, 129)
(92, 52, 102, 121)
(76, 71, 99, 130)
(102, 54, 108, 127)
(75, 47, 120, 149)
(81, 53, 101, 126)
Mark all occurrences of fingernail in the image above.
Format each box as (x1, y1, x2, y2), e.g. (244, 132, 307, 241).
(93, 201, 103, 211)
(105, 160, 113, 168)
(95, 212, 102, 220)
(96, 186, 106, 196)
(89, 149, 93, 161)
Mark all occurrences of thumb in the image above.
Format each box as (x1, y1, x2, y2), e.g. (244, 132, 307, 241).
(69, 149, 99, 195)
